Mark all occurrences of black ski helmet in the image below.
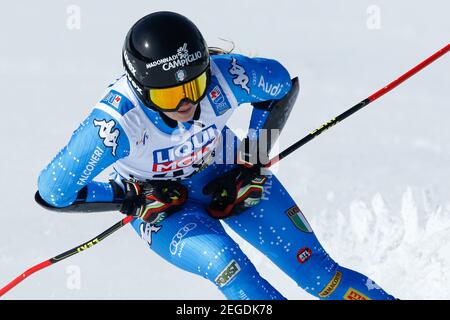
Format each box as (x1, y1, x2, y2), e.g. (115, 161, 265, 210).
(122, 11, 210, 111)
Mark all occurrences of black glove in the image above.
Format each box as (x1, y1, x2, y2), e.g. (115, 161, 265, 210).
(120, 180, 188, 224)
(202, 165, 267, 219)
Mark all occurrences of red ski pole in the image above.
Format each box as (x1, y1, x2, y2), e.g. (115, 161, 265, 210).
(0, 215, 134, 298)
(266, 43, 450, 168)
(1, 45, 448, 298)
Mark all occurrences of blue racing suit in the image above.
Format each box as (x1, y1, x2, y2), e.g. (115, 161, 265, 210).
(38, 53, 395, 300)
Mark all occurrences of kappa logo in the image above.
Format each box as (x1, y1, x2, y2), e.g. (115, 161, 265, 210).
(344, 288, 372, 300)
(228, 57, 250, 93)
(365, 279, 381, 291)
(319, 271, 342, 298)
(286, 205, 312, 233)
(93, 119, 119, 156)
(140, 222, 162, 246)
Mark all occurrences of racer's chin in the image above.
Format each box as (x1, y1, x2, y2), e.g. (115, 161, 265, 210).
(163, 102, 198, 122)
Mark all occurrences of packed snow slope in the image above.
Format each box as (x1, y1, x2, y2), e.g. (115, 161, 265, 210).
(0, 0, 448, 299)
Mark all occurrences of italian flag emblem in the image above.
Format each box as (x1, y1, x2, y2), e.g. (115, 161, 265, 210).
(286, 205, 312, 233)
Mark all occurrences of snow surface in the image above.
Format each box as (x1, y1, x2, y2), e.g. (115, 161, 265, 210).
(0, 0, 449, 299)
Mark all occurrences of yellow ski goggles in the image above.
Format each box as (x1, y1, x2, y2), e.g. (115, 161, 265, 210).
(148, 70, 209, 112)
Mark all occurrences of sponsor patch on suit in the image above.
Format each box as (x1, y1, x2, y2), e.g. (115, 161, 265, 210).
(207, 78, 232, 116)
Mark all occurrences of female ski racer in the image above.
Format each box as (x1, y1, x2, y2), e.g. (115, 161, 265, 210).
(37, 11, 395, 300)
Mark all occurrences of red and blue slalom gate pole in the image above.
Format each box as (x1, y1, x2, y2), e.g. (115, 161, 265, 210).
(0, 43, 448, 298)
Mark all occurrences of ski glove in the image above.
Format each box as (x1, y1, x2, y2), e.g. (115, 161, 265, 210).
(202, 165, 267, 219)
(120, 180, 188, 224)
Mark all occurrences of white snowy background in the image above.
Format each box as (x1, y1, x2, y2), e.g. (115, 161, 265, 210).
(0, 0, 449, 300)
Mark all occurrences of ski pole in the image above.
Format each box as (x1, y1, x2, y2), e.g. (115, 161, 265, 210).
(0, 215, 134, 298)
(265, 43, 450, 168)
